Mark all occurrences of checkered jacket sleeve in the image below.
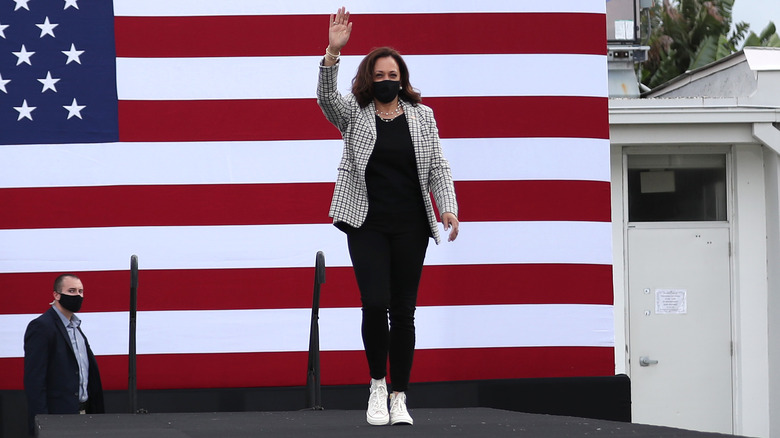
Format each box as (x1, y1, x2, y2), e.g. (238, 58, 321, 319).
(317, 60, 458, 244)
(317, 61, 373, 232)
(416, 104, 459, 222)
(316, 61, 352, 132)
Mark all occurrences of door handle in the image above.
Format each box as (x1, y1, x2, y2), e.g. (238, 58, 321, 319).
(639, 356, 658, 367)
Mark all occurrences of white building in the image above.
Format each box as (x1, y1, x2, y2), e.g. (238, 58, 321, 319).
(609, 47, 780, 437)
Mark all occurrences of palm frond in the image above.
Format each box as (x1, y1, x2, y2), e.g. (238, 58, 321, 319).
(689, 35, 719, 70)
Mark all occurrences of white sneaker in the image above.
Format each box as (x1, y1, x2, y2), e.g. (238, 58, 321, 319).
(389, 392, 413, 425)
(366, 378, 389, 426)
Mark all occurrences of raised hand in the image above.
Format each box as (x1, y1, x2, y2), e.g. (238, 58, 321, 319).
(328, 6, 352, 53)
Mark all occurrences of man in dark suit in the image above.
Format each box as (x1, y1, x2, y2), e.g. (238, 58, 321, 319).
(24, 274, 105, 435)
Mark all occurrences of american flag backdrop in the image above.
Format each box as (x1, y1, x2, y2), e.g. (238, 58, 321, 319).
(0, 0, 613, 391)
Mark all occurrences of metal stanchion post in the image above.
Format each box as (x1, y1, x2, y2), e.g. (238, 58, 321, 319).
(128, 255, 138, 413)
(305, 251, 326, 410)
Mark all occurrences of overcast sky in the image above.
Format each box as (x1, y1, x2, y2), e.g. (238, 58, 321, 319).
(732, 0, 779, 34)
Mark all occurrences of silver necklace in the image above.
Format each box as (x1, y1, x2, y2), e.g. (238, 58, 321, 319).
(375, 103, 402, 122)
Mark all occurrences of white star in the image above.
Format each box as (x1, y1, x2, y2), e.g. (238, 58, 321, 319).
(64, 98, 86, 119)
(0, 73, 10, 93)
(64, 0, 79, 9)
(0, 22, 9, 39)
(12, 45, 35, 66)
(38, 71, 60, 93)
(13, 0, 30, 11)
(14, 100, 36, 121)
(62, 43, 84, 64)
(36, 17, 58, 38)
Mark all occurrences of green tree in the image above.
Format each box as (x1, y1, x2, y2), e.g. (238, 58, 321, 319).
(639, 0, 740, 88)
(638, 0, 780, 89)
(743, 21, 780, 48)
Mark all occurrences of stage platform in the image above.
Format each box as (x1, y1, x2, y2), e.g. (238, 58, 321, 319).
(37, 408, 740, 438)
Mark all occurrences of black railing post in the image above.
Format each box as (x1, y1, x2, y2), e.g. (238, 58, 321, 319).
(305, 251, 326, 410)
(128, 255, 138, 413)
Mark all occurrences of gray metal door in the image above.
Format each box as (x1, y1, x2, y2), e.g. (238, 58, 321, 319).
(627, 226, 732, 433)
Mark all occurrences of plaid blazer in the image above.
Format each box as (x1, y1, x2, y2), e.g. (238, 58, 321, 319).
(317, 61, 458, 244)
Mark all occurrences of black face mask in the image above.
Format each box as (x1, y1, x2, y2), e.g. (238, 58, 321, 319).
(373, 80, 401, 103)
(58, 293, 83, 313)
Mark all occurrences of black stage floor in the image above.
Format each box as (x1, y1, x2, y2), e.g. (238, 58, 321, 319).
(37, 408, 741, 438)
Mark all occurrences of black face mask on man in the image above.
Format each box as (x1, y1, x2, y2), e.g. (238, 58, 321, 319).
(373, 80, 401, 103)
(58, 293, 83, 313)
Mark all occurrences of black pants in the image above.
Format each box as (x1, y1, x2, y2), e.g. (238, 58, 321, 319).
(346, 218, 430, 392)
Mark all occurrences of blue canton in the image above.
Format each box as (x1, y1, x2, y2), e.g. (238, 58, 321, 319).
(0, 0, 118, 145)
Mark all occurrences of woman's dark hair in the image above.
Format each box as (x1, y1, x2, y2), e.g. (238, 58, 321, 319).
(351, 47, 422, 107)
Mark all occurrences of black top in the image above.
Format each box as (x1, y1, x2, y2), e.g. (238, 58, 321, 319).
(363, 114, 427, 228)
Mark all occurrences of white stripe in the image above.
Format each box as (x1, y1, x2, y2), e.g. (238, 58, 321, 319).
(413, 304, 614, 349)
(448, 138, 610, 182)
(0, 141, 342, 188)
(116, 54, 607, 100)
(0, 304, 614, 358)
(0, 138, 609, 188)
(113, 1, 604, 17)
(0, 221, 612, 273)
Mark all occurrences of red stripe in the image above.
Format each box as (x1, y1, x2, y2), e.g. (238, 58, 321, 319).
(428, 97, 609, 140)
(114, 13, 606, 58)
(0, 180, 610, 230)
(0, 346, 614, 390)
(117, 97, 608, 142)
(118, 99, 337, 142)
(0, 183, 332, 230)
(455, 180, 611, 222)
(2, 264, 613, 314)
